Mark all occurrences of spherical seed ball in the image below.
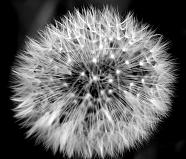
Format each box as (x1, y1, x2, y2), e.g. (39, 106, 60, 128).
(10, 6, 176, 159)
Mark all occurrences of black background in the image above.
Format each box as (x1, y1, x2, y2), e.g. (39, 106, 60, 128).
(1, 0, 185, 158)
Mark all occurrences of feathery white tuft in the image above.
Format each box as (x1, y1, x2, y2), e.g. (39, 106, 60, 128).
(10, 6, 176, 159)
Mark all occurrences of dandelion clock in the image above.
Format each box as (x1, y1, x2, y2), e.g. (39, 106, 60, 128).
(10, 6, 176, 159)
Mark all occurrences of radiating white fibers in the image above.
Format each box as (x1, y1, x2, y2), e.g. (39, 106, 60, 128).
(10, 6, 176, 159)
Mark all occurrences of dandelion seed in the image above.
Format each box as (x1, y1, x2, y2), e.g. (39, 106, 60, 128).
(110, 53, 115, 59)
(108, 78, 113, 83)
(116, 69, 121, 75)
(130, 82, 134, 88)
(125, 60, 130, 65)
(139, 61, 143, 66)
(10, 6, 176, 159)
(92, 57, 97, 64)
(80, 71, 85, 76)
(141, 78, 145, 84)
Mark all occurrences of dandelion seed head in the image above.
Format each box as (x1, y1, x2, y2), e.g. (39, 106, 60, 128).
(10, 6, 176, 159)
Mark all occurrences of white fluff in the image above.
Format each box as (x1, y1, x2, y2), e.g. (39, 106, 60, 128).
(10, 6, 176, 159)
